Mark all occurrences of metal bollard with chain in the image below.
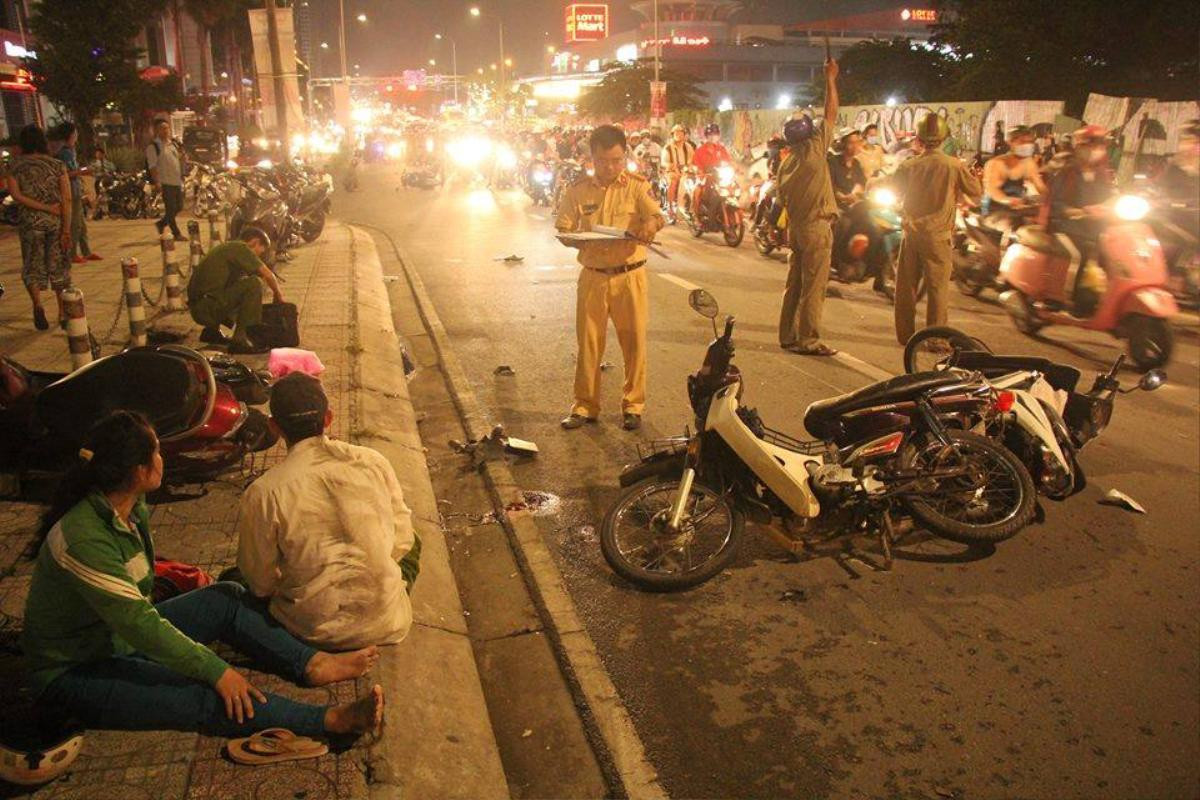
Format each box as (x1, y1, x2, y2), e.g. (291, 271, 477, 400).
(187, 219, 204, 273)
(159, 232, 185, 312)
(62, 288, 93, 370)
(121, 257, 148, 347)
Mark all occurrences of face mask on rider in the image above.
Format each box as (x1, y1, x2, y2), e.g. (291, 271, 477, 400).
(1013, 143, 1035, 158)
(867, 135, 880, 146)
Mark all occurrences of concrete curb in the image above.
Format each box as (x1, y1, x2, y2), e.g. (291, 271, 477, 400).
(366, 225, 668, 800)
(346, 224, 510, 800)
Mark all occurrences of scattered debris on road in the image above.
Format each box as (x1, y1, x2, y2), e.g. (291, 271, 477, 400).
(449, 424, 539, 464)
(494, 365, 516, 376)
(778, 588, 808, 604)
(495, 254, 525, 263)
(382, 274, 400, 283)
(1099, 488, 1146, 514)
(600, 361, 616, 371)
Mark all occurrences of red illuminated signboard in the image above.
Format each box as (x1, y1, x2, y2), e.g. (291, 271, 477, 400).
(900, 8, 938, 22)
(565, 4, 608, 43)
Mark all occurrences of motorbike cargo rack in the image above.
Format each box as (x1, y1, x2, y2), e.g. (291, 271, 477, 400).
(759, 426, 824, 456)
(637, 436, 690, 462)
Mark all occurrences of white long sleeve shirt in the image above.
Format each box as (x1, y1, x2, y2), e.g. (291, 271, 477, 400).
(236, 436, 414, 649)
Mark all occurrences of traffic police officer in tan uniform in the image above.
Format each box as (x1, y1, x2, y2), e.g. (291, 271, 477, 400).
(777, 56, 840, 357)
(556, 125, 665, 431)
(891, 114, 981, 345)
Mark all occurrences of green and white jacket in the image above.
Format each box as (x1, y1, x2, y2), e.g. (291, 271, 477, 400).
(22, 492, 229, 695)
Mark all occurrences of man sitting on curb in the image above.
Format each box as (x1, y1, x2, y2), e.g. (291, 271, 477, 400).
(236, 373, 422, 650)
(187, 227, 283, 355)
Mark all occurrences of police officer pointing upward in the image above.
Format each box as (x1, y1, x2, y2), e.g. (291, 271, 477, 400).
(556, 125, 665, 432)
(891, 114, 981, 345)
(777, 55, 840, 357)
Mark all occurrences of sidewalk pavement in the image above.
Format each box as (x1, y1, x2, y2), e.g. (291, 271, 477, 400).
(0, 216, 507, 799)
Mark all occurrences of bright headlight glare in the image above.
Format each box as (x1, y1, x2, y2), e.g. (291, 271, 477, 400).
(497, 146, 517, 169)
(256, 159, 273, 169)
(871, 187, 897, 207)
(1115, 194, 1149, 221)
(717, 165, 735, 185)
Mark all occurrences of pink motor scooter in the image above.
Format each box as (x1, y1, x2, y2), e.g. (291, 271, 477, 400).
(998, 194, 1177, 369)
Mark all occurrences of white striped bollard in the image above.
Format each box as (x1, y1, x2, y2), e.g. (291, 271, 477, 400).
(208, 210, 223, 244)
(62, 288, 92, 370)
(187, 220, 204, 270)
(160, 231, 184, 311)
(121, 257, 147, 347)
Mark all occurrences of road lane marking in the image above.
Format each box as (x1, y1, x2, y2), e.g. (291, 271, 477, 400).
(657, 272, 702, 291)
(833, 351, 895, 382)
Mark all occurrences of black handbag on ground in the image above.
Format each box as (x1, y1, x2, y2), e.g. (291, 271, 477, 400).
(249, 302, 299, 349)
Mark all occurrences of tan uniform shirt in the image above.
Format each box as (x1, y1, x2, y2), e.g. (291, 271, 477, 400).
(778, 121, 837, 225)
(893, 150, 981, 231)
(556, 171, 664, 268)
(856, 144, 886, 178)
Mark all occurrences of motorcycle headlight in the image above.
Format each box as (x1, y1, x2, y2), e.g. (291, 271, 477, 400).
(627, 159, 639, 173)
(534, 169, 552, 183)
(256, 159, 274, 169)
(385, 142, 402, 159)
(1115, 194, 1149, 222)
(497, 147, 517, 169)
(871, 187, 897, 207)
(717, 165, 735, 185)
(225, 159, 238, 170)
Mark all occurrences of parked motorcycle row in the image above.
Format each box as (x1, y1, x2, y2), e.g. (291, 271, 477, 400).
(600, 290, 1165, 592)
(225, 160, 333, 265)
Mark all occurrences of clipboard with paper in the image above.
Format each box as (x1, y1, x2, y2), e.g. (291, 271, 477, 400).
(556, 225, 670, 259)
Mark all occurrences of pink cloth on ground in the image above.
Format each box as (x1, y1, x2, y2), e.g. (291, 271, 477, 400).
(268, 348, 326, 378)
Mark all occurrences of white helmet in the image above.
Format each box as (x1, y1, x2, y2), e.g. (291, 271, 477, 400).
(0, 730, 84, 786)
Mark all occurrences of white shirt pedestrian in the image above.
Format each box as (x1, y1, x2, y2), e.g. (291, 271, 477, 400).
(146, 136, 183, 186)
(236, 436, 416, 649)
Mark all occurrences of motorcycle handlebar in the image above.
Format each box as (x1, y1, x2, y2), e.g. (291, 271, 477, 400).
(723, 316, 735, 340)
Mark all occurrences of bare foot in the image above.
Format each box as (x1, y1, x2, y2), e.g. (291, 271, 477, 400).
(324, 684, 385, 736)
(305, 646, 380, 686)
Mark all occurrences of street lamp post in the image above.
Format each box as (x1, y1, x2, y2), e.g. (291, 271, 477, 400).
(469, 7, 506, 103)
(435, 33, 460, 104)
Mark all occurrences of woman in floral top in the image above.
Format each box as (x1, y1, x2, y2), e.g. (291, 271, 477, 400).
(6, 124, 71, 330)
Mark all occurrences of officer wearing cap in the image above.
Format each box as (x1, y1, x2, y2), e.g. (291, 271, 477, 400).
(891, 113, 981, 345)
(556, 124, 665, 432)
(777, 56, 840, 357)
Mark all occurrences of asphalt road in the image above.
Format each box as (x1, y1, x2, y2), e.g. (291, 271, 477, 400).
(337, 163, 1200, 800)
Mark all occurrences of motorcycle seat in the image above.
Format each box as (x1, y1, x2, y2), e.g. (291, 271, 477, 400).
(803, 372, 969, 439)
(949, 351, 1081, 394)
(1015, 225, 1070, 258)
(36, 349, 203, 444)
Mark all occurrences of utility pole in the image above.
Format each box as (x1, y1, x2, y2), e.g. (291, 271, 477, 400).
(265, 0, 290, 157)
(338, 0, 349, 81)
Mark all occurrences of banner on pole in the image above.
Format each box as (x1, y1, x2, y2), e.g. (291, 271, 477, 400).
(650, 80, 667, 120)
(248, 9, 305, 134)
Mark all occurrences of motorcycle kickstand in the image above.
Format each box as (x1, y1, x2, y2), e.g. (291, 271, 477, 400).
(878, 507, 896, 571)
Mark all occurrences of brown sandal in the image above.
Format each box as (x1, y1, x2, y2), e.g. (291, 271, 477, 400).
(226, 728, 328, 765)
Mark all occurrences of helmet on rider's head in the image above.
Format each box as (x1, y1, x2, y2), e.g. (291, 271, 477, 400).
(1007, 124, 1033, 141)
(917, 113, 950, 145)
(783, 116, 814, 146)
(703, 122, 721, 138)
(1072, 124, 1108, 146)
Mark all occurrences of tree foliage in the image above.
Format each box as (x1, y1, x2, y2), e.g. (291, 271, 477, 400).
(27, 0, 169, 147)
(933, 0, 1200, 113)
(833, 38, 953, 105)
(578, 61, 708, 119)
(182, 0, 249, 101)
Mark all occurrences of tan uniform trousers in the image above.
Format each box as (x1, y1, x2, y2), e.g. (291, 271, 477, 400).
(778, 220, 833, 349)
(574, 266, 648, 417)
(894, 225, 954, 346)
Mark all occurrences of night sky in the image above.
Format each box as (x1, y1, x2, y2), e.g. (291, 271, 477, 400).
(310, 0, 898, 79)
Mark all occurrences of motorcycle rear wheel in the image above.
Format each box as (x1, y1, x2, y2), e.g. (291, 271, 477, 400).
(1125, 314, 1173, 370)
(300, 212, 326, 243)
(754, 230, 776, 256)
(601, 476, 744, 592)
(903, 325, 992, 374)
(900, 429, 1035, 545)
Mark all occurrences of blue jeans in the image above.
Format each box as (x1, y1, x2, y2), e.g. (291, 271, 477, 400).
(40, 582, 327, 737)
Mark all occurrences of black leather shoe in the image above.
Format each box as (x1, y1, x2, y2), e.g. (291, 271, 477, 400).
(786, 343, 839, 357)
(228, 338, 270, 355)
(199, 326, 228, 345)
(622, 413, 642, 431)
(560, 413, 597, 430)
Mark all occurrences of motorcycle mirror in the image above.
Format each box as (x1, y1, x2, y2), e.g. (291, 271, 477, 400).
(1138, 370, 1166, 392)
(688, 288, 720, 320)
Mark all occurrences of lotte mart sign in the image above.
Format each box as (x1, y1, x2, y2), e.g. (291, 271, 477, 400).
(565, 4, 609, 42)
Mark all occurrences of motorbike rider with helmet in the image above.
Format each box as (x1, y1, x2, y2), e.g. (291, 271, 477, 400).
(634, 129, 662, 169)
(1046, 125, 1116, 313)
(690, 122, 733, 219)
(857, 123, 886, 178)
(660, 124, 696, 217)
(777, 56, 841, 357)
(982, 125, 1046, 225)
(891, 113, 981, 345)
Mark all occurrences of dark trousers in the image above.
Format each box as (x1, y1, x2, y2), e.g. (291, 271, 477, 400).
(157, 183, 183, 238)
(40, 582, 326, 738)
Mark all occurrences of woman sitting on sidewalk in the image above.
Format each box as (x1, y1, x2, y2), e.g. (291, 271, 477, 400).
(22, 411, 384, 739)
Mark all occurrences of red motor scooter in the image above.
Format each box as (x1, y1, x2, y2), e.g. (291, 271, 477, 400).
(997, 194, 1177, 369)
(1, 345, 276, 496)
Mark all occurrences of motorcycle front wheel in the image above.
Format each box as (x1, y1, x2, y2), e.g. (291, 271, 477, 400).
(903, 325, 992, 374)
(300, 212, 326, 243)
(900, 429, 1035, 545)
(754, 228, 776, 256)
(600, 476, 744, 592)
(723, 212, 745, 247)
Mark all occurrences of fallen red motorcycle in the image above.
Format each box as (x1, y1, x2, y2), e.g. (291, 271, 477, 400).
(1, 345, 275, 496)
